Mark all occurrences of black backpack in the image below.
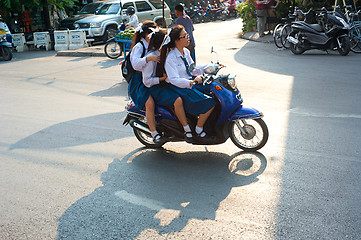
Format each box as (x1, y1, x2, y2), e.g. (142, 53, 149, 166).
(121, 41, 146, 83)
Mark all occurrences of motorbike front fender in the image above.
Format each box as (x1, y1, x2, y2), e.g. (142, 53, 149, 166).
(0, 42, 12, 48)
(229, 106, 263, 121)
(106, 37, 115, 43)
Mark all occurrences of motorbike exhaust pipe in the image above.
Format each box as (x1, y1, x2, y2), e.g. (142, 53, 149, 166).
(129, 119, 151, 134)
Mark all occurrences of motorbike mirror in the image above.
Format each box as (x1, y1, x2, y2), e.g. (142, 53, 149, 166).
(210, 46, 219, 64)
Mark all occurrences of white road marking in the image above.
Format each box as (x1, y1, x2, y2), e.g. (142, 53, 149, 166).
(115, 190, 165, 211)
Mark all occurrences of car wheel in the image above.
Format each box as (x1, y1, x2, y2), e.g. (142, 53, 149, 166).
(102, 26, 117, 42)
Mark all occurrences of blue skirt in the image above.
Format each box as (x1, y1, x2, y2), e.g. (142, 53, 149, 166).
(169, 85, 216, 116)
(149, 84, 179, 107)
(128, 72, 150, 110)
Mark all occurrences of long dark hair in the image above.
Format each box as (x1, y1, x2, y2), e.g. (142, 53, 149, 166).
(148, 28, 167, 52)
(131, 20, 158, 49)
(160, 25, 184, 71)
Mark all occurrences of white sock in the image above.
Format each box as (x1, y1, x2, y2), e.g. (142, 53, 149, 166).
(195, 126, 206, 137)
(151, 131, 158, 138)
(183, 125, 192, 137)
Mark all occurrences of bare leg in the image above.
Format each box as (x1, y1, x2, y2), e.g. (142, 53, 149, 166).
(145, 96, 156, 132)
(173, 97, 188, 126)
(196, 106, 214, 128)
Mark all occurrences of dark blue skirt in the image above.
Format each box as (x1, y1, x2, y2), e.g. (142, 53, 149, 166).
(149, 84, 180, 107)
(169, 85, 216, 116)
(128, 72, 150, 109)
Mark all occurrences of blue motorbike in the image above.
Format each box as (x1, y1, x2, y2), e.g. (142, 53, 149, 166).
(0, 28, 12, 61)
(123, 49, 269, 151)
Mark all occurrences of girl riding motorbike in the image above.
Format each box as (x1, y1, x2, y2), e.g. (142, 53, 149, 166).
(160, 25, 216, 141)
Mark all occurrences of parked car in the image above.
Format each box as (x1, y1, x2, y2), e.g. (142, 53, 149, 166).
(74, 0, 172, 43)
(59, 0, 113, 30)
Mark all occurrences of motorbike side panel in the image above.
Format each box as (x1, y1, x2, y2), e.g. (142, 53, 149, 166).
(127, 101, 177, 121)
(229, 106, 263, 121)
(303, 32, 329, 45)
(211, 82, 242, 125)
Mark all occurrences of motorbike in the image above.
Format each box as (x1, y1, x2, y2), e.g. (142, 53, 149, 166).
(287, 8, 351, 56)
(0, 28, 12, 61)
(209, 4, 227, 21)
(123, 48, 269, 151)
(185, 6, 203, 24)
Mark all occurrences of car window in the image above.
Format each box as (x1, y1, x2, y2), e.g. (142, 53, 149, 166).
(135, 1, 152, 12)
(122, 2, 135, 10)
(78, 3, 102, 14)
(148, 0, 163, 9)
(97, 3, 121, 15)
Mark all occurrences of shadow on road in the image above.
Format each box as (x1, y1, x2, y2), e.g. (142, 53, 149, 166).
(90, 82, 128, 97)
(56, 148, 267, 239)
(9, 112, 128, 150)
(0, 50, 56, 63)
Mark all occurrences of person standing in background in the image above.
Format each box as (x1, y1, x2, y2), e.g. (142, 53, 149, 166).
(255, 0, 269, 37)
(174, 4, 196, 64)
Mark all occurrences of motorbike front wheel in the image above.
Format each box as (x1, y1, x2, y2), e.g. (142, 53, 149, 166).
(133, 128, 165, 148)
(229, 118, 268, 152)
(104, 40, 123, 59)
(337, 36, 350, 56)
(1, 46, 12, 61)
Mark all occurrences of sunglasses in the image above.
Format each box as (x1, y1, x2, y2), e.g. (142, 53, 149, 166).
(179, 34, 189, 39)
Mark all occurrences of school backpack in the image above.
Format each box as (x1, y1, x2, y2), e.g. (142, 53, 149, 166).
(121, 41, 145, 83)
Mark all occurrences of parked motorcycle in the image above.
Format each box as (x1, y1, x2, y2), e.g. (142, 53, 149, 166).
(0, 28, 12, 61)
(287, 8, 351, 55)
(123, 48, 269, 151)
(185, 6, 203, 24)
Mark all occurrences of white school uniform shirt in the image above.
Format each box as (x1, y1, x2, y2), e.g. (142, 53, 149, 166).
(130, 39, 149, 72)
(142, 50, 160, 88)
(164, 48, 203, 89)
(128, 14, 139, 28)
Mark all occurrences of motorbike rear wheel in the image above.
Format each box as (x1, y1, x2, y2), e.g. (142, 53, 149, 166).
(104, 40, 123, 59)
(273, 23, 284, 48)
(337, 36, 350, 56)
(280, 24, 291, 49)
(289, 31, 306, 55)
(1, 46, 12, 61)
(133, 128, 165, 148)
(229, 118, 268, 152)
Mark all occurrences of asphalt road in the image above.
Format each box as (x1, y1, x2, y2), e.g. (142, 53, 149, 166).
(1, 18, 361, 239)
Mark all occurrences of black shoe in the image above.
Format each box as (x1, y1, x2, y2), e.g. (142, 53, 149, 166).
(153, 133, 164, 144)
(184, 131, 193, 143)
(196, 130, 212, 143)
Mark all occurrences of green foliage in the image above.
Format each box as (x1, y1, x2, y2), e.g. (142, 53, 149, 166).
(0, 0, 77, 10)
(237, 0, 257, 33)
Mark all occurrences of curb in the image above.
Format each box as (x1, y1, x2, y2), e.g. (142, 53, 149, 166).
(56, 45, 106, 57)
(56, 51, 105, 57)
(239, 31, 274, 44)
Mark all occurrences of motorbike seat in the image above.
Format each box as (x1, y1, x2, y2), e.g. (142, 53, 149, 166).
(308, 24, 323, 32)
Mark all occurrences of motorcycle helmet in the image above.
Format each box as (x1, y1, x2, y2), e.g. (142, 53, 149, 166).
(126, 6, 135, 16)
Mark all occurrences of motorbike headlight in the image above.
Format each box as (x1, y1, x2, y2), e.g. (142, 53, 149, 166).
(228, 75, 237, 89)
(90, 22, 101, 28)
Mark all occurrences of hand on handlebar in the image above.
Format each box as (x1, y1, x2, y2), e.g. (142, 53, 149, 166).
(191, 75, 203, 86)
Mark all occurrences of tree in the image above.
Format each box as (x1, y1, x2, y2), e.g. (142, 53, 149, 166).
(0, 0, 77, 11)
